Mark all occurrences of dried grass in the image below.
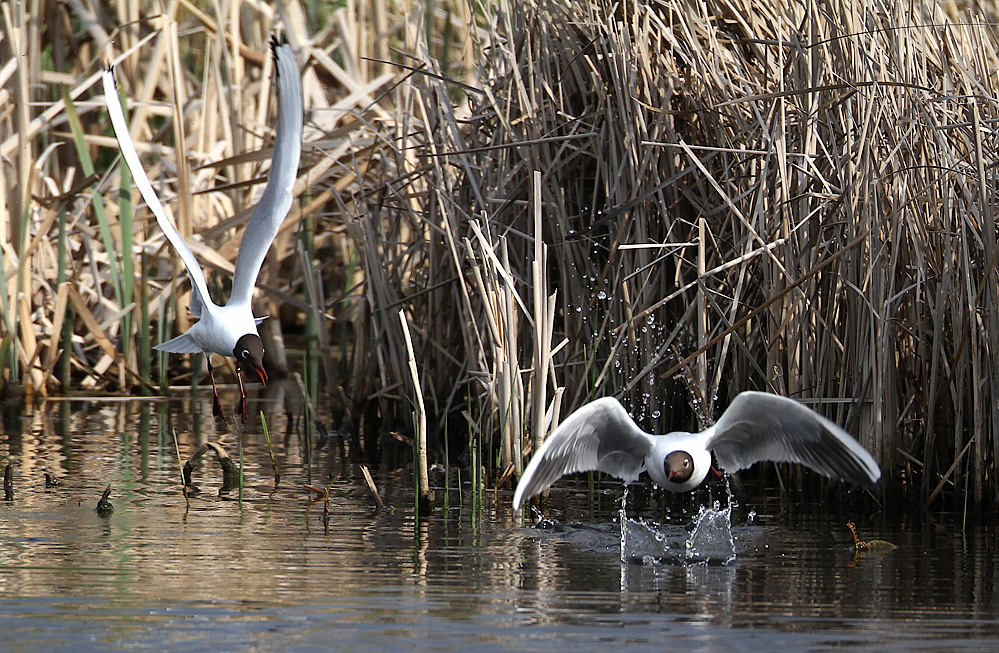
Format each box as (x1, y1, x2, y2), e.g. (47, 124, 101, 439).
(3, 0, 999, 505)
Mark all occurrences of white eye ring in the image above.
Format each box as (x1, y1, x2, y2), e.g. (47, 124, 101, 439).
(242, 349, 250, 358)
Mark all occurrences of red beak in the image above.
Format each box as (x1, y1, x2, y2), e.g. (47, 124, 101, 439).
(251, 364, 268, 386)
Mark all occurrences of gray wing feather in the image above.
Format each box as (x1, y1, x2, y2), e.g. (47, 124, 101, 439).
(229, 39, 304, 306)
(513, 397, 653, 510)
(706, 391, 881, 489)
(153, 332, 202, 354)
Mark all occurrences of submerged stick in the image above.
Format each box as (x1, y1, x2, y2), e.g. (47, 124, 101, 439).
(304, 483, 333, 535)
(3, 463, 12, 501)
(359, 464, 385, 511)
(96, 485, 114, 517)
(846, 521, 896, 553)
(171, 429, 190, 505)
(183, 441, 241, 493)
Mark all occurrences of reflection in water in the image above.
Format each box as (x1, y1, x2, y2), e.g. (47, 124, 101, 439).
(0, 397, 998, 649)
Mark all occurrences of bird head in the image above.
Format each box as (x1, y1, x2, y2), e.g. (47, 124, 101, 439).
(233, 334, 268, 385)
(664, 450, 694, 483)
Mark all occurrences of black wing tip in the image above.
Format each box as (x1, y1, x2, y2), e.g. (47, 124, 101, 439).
(270, 33, 291, 65)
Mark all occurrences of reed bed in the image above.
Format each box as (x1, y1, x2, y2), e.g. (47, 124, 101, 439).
(3, 0, 999, 507)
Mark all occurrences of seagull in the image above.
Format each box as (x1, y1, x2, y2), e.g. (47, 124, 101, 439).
(103, 37, 303, 420)
(513, 391, 881, 511)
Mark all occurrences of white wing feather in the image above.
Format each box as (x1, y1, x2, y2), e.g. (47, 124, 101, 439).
(102, 66, 215, 314)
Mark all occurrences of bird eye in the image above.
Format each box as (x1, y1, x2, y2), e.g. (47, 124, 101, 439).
(242, 349, 249, 358)
(684, 459, 690, 468)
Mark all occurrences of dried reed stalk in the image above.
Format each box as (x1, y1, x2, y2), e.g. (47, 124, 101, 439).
(5, 0, 999, 506)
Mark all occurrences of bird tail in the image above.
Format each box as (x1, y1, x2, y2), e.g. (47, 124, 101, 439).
(154, 332, 202, 354)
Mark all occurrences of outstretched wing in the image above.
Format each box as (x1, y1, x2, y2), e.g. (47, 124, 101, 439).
(705, 391, 881, 489)
(102, 65, 214, 315)
(229, 38, 304, 307)
(513, 397, 654, 511)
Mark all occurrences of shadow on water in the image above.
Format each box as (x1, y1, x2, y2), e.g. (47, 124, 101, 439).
(1, 397, 998, 651)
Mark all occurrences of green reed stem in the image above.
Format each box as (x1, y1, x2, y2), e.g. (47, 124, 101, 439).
(260, 411, 280, 486)
(138, 252, 151, 389)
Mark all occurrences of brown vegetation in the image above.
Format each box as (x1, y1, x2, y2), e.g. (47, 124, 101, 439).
(3, 0, 999, 507)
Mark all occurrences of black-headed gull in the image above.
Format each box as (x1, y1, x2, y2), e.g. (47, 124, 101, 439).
(103, 38, 303, 420)
(513, 391, 881, 511)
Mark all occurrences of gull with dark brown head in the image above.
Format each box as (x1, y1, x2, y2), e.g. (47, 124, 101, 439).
(103, 38, 303, 420)
(513, 391, 881, 511)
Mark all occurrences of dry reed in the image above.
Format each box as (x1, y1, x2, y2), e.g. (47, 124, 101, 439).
(4, 0, 999, 507)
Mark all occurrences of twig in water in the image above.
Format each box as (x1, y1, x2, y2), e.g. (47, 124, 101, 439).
(172, 429, 189, 506)
(4, 463, 13, 501)
(96, 485, 114, 517)
(360, 464, 385, 511)
(304, 483, 333, 535)
(183, 441, 240, 494)
(846, 521, 896, 554)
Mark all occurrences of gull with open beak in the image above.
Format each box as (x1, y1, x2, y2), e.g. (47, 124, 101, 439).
(103, 37, 303, 420)
(513, 391, 881, 512)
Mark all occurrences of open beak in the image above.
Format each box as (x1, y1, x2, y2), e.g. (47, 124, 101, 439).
(251, 363, 268, 386)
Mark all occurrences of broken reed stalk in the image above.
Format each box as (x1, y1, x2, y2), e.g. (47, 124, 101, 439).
(360, 464, 385, 511)
(96, 484, 114, 517)
(171, 428, 189, 506)
(398, 309, 430, 511)
(182, 441, 241, 492)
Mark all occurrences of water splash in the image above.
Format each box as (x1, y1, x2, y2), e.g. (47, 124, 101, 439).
(619, 484, 738, 566)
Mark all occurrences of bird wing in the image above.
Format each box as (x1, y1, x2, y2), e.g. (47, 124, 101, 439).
(153, 331, 203, 354)
(229, 38, 304, 307)
(513, 397, 654, 511)
(102, 65, 214, 315)
(705, 391, 881, 489)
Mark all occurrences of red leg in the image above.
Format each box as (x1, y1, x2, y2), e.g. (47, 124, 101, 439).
(206, 354, 224, 418)
(235, 361, 248, 422)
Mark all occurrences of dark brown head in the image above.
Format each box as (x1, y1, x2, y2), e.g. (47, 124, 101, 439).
(665, 450, 694, 484)
(234, 334, 267, 385)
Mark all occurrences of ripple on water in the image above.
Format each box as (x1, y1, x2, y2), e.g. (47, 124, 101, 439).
(1, 400, 999, 650)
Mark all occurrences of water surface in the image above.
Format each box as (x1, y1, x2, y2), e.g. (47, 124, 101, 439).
(1, 397, 997, 651)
